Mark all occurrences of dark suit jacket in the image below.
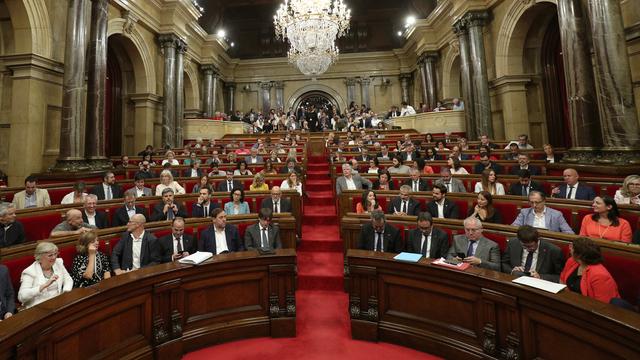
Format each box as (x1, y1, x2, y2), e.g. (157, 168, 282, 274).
(473, 162, 503, 175)
(426, 199, 460, 219)
(111, 231, 158, 271)
(447, 235, 501, 271)
(375, 152, 395, 160)
(183, 168, 203, 178)
(386, 197, 422, 216)
(0, 265, 16, 318)
(154, 234, 197, 263)
(0, 220, 25, 247)
(134, 170, 156, 179)
(399, 151, 419, 162)
(150, 202, 188, 222)
(91, 183, 124, 200)
(357, 223, 402, 253)
(216, 180, 243, 192)
(553, 183, 596, 201)
(198, 224, 244, 254)
(279, 166, 303, 175)
(261, 197, 292, 213)
(501, 238, 564, 282)
(406, 227, 449, 259)
(355, 155, 371, 162)
(510, 165, 541, 176)
(191, 202, 221, 218)
(82, 211, 110, 229)
(244, 223, 282, 250)
(508, 181, 545, 196)
(402, 179, 430, 192)
(113, 206, 148, 227)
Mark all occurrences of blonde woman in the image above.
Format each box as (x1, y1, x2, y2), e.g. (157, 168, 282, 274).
(614, 174, 640, 205)
(280, 172, 303, 196)
(155, 170, 186, 196)
(250, 173, 270, 191)
(161, 150, 179, 166)
(18, 242, 73, 308)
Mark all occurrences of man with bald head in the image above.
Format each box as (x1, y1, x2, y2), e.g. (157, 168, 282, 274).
(261, 186, 292, 214)
(111, 213, 158, 274)
(50, 209, 96, 237)
(551, 168, 596, 201)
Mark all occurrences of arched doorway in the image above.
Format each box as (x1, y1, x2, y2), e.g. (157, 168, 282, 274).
(106, 34, 137, 155)
(292, 91, 341, 116)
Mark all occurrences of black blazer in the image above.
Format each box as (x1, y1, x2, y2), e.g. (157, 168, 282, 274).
(91, 183, 124, 200)
(508, 181, 545, 197)
(386, 197, 422, 216)
(82, 211, 110, 229)
(261, 197, 292, 213)
(510, 165, 541, 176)
(552, 183, 596, 201)
(357, 223, 402, 253)
(134, 170, 156, 179)
(112, 206, 148, 227)
(0, 220, 25, 247)
(216, 180, 243, 192)
(399, 151, 419, 162)
(473, 162, 503, 175)
(402, 179, 430, 192)
(406, 227, 449, 259)
(501, 238, 564, 282)
(426, 199, 460, 219)
(0, 265, 16, 318)
(150, 202, 188, 222)
(279, 165, 303, 175)
(191, 202, 221, 218)
(154, 234, 197, 263)
(183, 168, 203, 178)
(198, 224, 244, 254)
(110, 231, 158, 271)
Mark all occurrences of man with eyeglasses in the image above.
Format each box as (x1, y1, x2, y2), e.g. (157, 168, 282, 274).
(357, 210, 402, 253)
(511, 191, 574, 234)
(111, 214, 158, 274)
(447, 217, 500, 271)
(501, 225, 564, 282)
(406, 212, 449, 258)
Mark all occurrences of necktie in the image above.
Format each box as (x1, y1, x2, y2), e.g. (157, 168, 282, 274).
(106, 186, 112, 200)
(228, 181, 233, 190)
(167, 207, 175, 220)
(421, 233, 430, 257)
(0, 227, 5, 247)
(204, 205, 208, 217)
(274, 202, 279, 213)
(445, 182, 451, 192)
(522, 185, 528, 196)
(402, 201, 407, 214)
(524, 250, 534, 272)
(375, 232, 383, 252)
(262, 228, 268, 248)
(414, 181, 419, 192)
(466, 240, 476, 257)
(566, 186, 574, 199)
(176, 237, 183, 253)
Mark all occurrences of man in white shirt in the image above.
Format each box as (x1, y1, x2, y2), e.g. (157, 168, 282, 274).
(511, 191, 574, 233)
(111, 214, 158, 274)
(335, 163, 371, 195)
(198, 209, 244, 254)
(400, 101, 416, 116)
(81, 194, 109, 229)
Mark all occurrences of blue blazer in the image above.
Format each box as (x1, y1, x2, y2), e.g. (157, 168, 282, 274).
(554, 183, 596, 201)
(511, 207, 575, 234)
(0, 265, 16, 318)
(224, 201, 250, 215)
(198, 224, 244, 254)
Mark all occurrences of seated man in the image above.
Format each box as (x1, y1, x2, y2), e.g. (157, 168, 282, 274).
(111, 214, 158, 274)
(0, 264, 15, 320)
(510, 154, 541, 176)
(150, 188, 188, 222)
(336, 163, 372, 195)
(198, 208, 244, 254)
(134, 160, 156, 179)
(502, 143, 520, 160)
(244, 208, 282, 250)
(479, 134, 499, 149)
(508, 169, 544, 197)
(113, 191, 148, 227)
(356, 210, 402, 253)
(245, 147, 264, 164)
(279, 158, 303, 175)
(376, 144, 394, 161)
(81, 194, 110, 229)
(11, 176, 51, 209)
(192, 187, 220, 218)
(426, 184, 460, 219)
(207, 162, 227, 177)
(0, 203, 25, 247)
(551, 168, 596, 201)
(447, 217, 500, 271)
(217, 172, 243, 193)
(403, 168, 430, 192)
(132, 174, 152, 197)
(434, 167, 466, 193)
(355, 148, 370, 162)
(502, 225, 564, 282)
(185, 162, 203, 178)
(386, 185, 422, 216)
(386, 157, 411, 175)
(261, 186, 292, 214)
(50, 209, 96, 237)
(406, 212, 449, 258)
(154, 217, 197, 263)
(91, 171, 124, 201)
(473, 153, 503, 175)
(511, 191, 574, 234)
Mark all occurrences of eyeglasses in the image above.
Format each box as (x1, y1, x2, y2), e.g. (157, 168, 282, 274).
(464, 228, 482, 232)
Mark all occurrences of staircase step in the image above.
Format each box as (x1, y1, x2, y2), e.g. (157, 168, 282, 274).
(304, 179, 332, 191)
(302, 224, 340, 240)
(299, 239, 343, 252)
(304, 205, 336, 216)
(297, 251, 344, 290)
(305, 195, 335, 207)
(297, 275, 343, 291)
(302, 214, 338, 225)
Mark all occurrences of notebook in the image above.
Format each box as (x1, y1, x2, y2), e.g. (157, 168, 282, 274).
(512, 276, 567, 294)
(393, 252, 423, 263)
(178, 251, 213, 265)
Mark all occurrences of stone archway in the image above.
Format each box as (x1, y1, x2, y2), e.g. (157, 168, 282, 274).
(287, 83, 347, 115)
(441, 42, 461, 99)
(292, 91, 341, 116)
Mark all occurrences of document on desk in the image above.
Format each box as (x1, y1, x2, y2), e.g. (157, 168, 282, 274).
(393, 252, 423, 263)
(512, 276, 567, 294)
(178, 251, 213, 265)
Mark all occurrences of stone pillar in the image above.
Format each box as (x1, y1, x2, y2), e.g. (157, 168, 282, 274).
(345, 78, 357, 106)
(260, 81, 272, 114)
(201, 64, 214, 117)
(55, 0, 89, 170)
(360, 77, 371, 108)
(158, 34, 178, 148)
(417, 56, 429, 106)
(211, 71, 219, 113)
(424, 52, 439, 109)
(585, 0, 640, 161)
(174, 40, 186, 147)
(399, 73, 412, 104)
(85, 0, 110, 168)
(557, 0, 602, 161)
(466, 11, 493, 138)
(274, 81, 284, 110)
(225, 82, 236, 113)
(453, 19, 476, 140)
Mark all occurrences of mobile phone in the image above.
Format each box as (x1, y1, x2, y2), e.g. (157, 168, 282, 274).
(456, 252, 466, 259)
(524, 271, 531, 276)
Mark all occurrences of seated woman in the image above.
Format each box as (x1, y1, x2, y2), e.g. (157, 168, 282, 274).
(71, 231, 111, 288)
(60, 181, 88, 204)
(414, 158, 434, 175)
(155, 170, 186, 196)
(224, 187, 250, 215)
(543, 143, 563, 163)
(560, 237, 620, 303)
(448, 157, 468, 175)
(458, 137, 469, 151)
(226, 152, 238, 164)
(372, 170, 394, 191)
(356, 190, 383, 214)
(424, 147, 438, 161)
(260, 159, 278, 175)
(141, 153, 156, 167)
(161, 150, 179, 166)
(579, 196, 632, 243)
(192, 175, 211, 194)
(250, 173, 269, 191)
(467, 191, 502, 224)
(280, 172, 303, 196)
(472, 145, 497, 161)
(367, 158, 381, 174)
(18, 241, 73, 309)
(233, 160, 253, 176)
(435, 140, 449, 153)
(474, 169, 506, 195)
(183, 151, 200, 166)
(424, 133, 434, 144)
(614, 174, 640, 206)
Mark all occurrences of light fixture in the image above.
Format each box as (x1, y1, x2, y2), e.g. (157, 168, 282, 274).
(397, 31, 403, 36)
(216, 29, 226, 38)
(405, 16, 416, 26)
(274, 0, 351, 76)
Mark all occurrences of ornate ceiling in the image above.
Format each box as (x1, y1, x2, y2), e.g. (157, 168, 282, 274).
(198, 0, 436, 59)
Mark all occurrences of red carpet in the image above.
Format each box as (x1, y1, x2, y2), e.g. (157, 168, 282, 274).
(184, 157, 441, 360)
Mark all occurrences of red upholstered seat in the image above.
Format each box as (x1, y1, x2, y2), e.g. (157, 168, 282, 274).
(453, 199, 468, 220)
(238, 223, 250, 238)
(493, 202, 518, 225)
(58, 245, 77, 272)
(184, 200, 197, 216)
(20, 212, 64, 242)
(3, 255, 35, 296)
(483, 232, 508, 251)
(47, 188, 73, 205)
(602, 254, 640, 304)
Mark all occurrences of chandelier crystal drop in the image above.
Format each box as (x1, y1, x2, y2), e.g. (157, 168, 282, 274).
(274, 0, 351, 76)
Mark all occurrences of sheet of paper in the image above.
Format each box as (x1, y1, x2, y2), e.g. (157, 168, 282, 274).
(393, 252, 423, 263)
(512, 276, 567, 294)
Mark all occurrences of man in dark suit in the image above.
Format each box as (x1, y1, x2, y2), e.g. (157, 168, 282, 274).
(376, 144, 394, 161)
(150, 188, 188, 222)
(261, 186, 292, 214)
(134, 161, 156, 179)
(551, 168, 596, 201)
(184, 162, 203, 178)
(0, 203, 25, 247)
(399, 144, 419, 162)
(91, 171, 124, 200)
(509, 154, 541, 176)
(198, 208, 244, 254)
(217, 173, 243, 193)
(192, 187, 220, 218)
(502, 225, 564, 282)
(0, 264, 16, 320)
(508, 170, 544, 196)
(279, 158, 303, 175)
(357, 210, 402, 253)
(244, 208, 282, 250)
(354, 148, 371, 162)
(473, 153, 503, 175)
(113, 191, 148, 227)
(111, 214, 158, 274)
(406, 212, 449, 259)
(447, 217, 501, 271)
(403, 168, 430, 192)
(153, 217, 197, 263)
(81, 194, 110, 229)
(387, 185, 422, 216)
(426, 184, 460, 219)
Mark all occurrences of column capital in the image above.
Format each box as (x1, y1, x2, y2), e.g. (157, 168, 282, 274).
(399, 73, 412, 81)
(273, 81, 285, 89)
(345, 77, 358, 86)
(259, 81, 272, 90)
(452, 18, 468, 35)
(200, 63, 219, 75)
(359, 76, 371, 86)
(176, 39, 188, 53)
(158, 33, 179, 48)
(225, 81, 236, 90)
(422, 51, 440, 62)
(463, 10, 490, 28)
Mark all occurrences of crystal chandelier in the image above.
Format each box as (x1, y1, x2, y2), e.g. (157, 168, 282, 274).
(274, 0, 351, 76)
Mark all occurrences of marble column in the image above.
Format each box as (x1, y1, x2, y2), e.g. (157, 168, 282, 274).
(417, 56, 429, 106)
(399, 73, 412, 104)
(158, 34, 178, 148)
(345, 78, 357, 106)
(225, 82, 236, 113)
(55, 0, 89, 170)
(201, 64, 215, 117)
(585, 0, 640, 159)
(211, 71, 219, 113)
(260, 81, 272, 114)
(466, 11, 493, 138)
(424, 52, 439, 109)
(85, 0, 109, 166)
(360, 77, 371, 108)
(453, 19, 476, 140)
(274, 81, 284, 110)
(174, 40, 186, 146)
(557, 0, 602, 160)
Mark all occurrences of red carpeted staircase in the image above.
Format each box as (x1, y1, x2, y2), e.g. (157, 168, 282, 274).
(185, 155, 440, 359)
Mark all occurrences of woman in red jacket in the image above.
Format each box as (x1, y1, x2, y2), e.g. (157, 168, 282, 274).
(560, 237, 620, 304)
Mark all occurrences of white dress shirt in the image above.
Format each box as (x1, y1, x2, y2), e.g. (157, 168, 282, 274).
(214, 227, 229, 254)
(521, 243, 539, 271)
(85, 212, 96, 226)
(533, 208, 547, 229)
(131, 232, 144, 269)
(345, 177, 356, 190)
(421, 231, 432, 257)
(436, 200, 445, 218)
